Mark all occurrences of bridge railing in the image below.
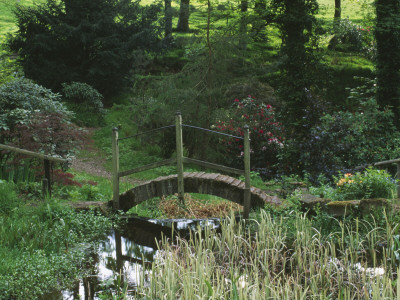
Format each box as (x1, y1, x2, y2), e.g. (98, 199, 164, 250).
(112, 112, 252, 217)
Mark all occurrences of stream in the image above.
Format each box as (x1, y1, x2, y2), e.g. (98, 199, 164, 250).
(58, 217, 222, 299)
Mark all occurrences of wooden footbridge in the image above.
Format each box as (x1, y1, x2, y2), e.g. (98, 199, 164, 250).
(118, 172, 281, 212)
(112, 112, 280, 218)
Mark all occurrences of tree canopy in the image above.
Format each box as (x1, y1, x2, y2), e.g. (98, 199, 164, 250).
(7, 0, 163, 96)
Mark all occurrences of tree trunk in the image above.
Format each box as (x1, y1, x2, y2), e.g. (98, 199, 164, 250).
(165, 0, 172, 38)
(177, 0, 190, 32)
(239, 0, 248, 49)
(252, 0, 267, 41)
(333, 0, 341, 29)
(200, 0, 213, 162)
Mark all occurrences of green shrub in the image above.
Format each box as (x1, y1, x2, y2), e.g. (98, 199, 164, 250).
(0, 77, 72, 132)
(7, 0, 163, 96)
(62, 82, 105, 126)
(0, 78, 84, 173)
(301, 78, 400, 179)
(68, 184, 106, 202)
(334, 167, 396, 200)
(330, 18, 363, 51)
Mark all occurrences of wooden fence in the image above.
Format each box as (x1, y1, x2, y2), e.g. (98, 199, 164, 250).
(0, 144, 69, 196)
(112, 112, 252, 218)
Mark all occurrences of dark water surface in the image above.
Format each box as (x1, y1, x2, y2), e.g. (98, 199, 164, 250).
(56, 217, 222, 299)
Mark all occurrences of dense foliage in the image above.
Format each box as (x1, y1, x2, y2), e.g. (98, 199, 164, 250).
(0, 180, 112, 299)
(334, 168, 396, 200)
(270, 0, 319, 136)
(7, 0, 163, 96)
(215, 96, 283, 174)
(298, 77, 400, 179)
(0, 78, 83, 159)
(62, 82, 105, 126)
(375, 0, 400, 122)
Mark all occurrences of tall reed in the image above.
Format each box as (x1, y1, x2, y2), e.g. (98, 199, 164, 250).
(137, 210, 400, 299)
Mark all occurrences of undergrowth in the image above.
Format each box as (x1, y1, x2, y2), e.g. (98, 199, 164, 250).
(0, 180, 112, 299)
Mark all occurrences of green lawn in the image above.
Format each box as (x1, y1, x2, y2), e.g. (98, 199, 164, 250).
(0, 0, 46, 41)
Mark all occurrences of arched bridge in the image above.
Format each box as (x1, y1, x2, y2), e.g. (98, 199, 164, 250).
(119, 172, 281, 212)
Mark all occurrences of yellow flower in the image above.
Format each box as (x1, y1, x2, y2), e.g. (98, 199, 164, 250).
(336, 177, 355, 186)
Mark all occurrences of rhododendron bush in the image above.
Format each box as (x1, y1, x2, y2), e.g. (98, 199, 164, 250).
(214, 96, 283, 174)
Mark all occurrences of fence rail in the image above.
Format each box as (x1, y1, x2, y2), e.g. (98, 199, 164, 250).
(112, 112, 252, 218)
(0, 144, 69, 163)
(0, 143, 70, 196)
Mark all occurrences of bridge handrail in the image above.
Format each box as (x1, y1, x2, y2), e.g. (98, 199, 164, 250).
(181, 124, 244, 140)
(118, 125, 176, 141)
(117, 124, 245, 142)
(112, 112, 252, 218)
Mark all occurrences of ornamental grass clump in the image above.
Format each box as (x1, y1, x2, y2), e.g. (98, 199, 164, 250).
(334, 167, 396, 200)
(136, 211, 400, 299)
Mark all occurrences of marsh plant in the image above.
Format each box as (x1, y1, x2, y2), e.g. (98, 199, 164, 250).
(136, 211, 400, 299)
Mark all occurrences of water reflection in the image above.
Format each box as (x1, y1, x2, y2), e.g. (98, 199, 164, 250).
(60, 217, 222, 299)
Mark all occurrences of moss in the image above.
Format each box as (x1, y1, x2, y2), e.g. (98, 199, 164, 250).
(326, 200, 360, 216)
(359, 198, 389, 214)
(327, 200, 360, 207)
(359, 198, 389, 206)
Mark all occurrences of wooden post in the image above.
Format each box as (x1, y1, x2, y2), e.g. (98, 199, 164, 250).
(243, 125, 251, 219)
(43, 159, 51, 197)
(176, 112, 185, 203)
(112, 128, 120, 210)
(42, 178, 48, 198)
(115, 231, 124, 273)
(397, 162, 400, 199)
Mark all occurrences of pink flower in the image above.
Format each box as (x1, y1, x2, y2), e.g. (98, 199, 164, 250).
(234, 98, 239, 102)
(259, 129, 264, 134)
(266, 104, 272, 109)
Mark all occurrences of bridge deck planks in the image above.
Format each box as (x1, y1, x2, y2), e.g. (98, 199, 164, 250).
(118, 172, 281, 211)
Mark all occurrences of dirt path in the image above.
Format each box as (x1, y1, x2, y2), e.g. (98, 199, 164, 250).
(70, 128, 143, 186)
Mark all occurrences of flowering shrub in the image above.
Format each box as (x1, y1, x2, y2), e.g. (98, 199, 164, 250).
(214, 96, 283, 173)
(329, 18, 375, 58)
(304, 78, 400, 179)
(334, 168, 396, 200)
(336, 173, 355, 187)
